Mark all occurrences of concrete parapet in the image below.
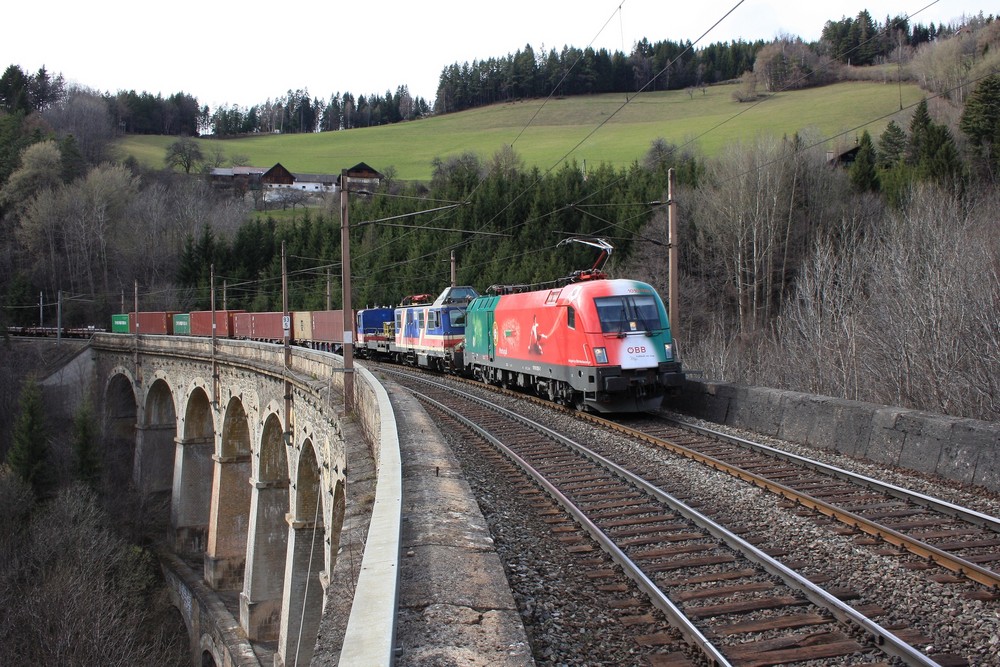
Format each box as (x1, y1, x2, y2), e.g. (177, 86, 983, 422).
(337, 363, 401, 666)
(677, 379, 1000, 493)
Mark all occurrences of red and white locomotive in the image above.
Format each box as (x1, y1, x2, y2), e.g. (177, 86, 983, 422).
(460, 276, 684, 412)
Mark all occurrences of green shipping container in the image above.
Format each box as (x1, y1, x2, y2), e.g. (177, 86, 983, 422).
(111, 314, 130, 333)
(173, 314, 191, 335)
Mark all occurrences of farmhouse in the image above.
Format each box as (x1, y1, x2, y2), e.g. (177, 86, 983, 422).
(209, 162, 382, 194)
(208, 165, 268, 190)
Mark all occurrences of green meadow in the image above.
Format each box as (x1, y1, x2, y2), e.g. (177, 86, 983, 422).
(119, 81, 927, 181)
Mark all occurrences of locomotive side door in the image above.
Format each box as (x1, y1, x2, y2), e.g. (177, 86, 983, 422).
(484, 296, 499, 361)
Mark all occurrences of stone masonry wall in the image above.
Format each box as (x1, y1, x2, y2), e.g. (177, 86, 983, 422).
(675, 380, 1000, 493)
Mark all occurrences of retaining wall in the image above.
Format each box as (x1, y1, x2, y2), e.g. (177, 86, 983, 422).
(675, 380, 1000, 493)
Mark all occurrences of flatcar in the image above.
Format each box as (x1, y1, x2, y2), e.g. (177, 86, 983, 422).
(462, 278, 684, 413)
(5, 324, 104, 338)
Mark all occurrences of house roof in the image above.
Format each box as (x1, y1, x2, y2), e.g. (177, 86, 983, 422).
(347, 162, 382, 178)
(294, 173, 338, 184)
(210, 166, 268, 177)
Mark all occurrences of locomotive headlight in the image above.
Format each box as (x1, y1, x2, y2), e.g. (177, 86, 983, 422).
(594, 347, 608, 364)
(664, 342, 673, 359)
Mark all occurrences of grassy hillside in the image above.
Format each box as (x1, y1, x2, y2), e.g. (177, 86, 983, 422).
(118, 81, 927, 181)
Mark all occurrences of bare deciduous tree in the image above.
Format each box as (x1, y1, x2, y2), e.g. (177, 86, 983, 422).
(164, 136, 203, 174)
(695, 135, 806, 334)
(0, 480, 187, 666)
(41, 87, 116, 165)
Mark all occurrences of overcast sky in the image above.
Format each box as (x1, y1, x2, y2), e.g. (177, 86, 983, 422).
(4, 1, 989, 110)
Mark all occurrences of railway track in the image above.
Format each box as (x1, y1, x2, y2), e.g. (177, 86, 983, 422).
(382, 366, 973, 666)
(611, 416, 1000, 591)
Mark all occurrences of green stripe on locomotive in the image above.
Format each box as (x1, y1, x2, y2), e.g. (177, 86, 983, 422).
(465, 296, 501, 356)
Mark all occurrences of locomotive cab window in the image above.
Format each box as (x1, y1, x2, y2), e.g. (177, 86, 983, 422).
(594, 296, 663, 334)
(450, 308, 466, 328)
(567, 306, 575, 330)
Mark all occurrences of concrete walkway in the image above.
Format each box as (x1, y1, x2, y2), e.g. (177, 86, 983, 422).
(388, 380, 535, 666)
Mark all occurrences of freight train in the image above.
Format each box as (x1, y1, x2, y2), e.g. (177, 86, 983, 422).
(108, 275, 684, 413)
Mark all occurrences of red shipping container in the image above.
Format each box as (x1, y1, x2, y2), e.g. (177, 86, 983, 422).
(232, 312, 252, 339)
(130, 311, 178, 335)
(190, 310, 246, 337)
(311, 310, 352, 342)
(250, 312, 286, 340)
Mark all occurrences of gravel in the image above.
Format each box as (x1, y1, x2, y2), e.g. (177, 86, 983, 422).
(433, 377, 1000, 666)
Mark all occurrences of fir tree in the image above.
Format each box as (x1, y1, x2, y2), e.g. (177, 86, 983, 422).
(960, 74, 1000, 175)
(918, 124, 963, 189)
(6, 378, 55, 498)
(906, 99, 933, 166)
(850, 131, 880, 192)
(877, 121, 907, 168)
(72, 399, 101, 488)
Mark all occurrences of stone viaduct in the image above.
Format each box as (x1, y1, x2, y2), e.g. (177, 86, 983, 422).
(76, 333, 398, 667)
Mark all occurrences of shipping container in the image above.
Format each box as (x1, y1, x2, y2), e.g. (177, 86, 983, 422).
(111, 314, 130, 333)
(190, 310, 245, 337)
(292, 311, 313, 342)
(311, 310, 350, 342)
(173, 314, 191, 335)
(232, 312, 252, 339)
(131, 311, 178, 335)
(250, 312, 286, 340)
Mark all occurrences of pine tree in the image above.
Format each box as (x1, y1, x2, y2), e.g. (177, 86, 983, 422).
(960, 74, 1000, 175)
(72, 399, 101, 488)
(919, 124, 963, 188)
(850, 131, 880, 192)
(6, 378, 55, 498)
(906, 99, 932, 166)
(877, 121, 907, 168)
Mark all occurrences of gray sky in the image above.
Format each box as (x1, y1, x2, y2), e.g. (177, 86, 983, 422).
(4, 0, 989, 109)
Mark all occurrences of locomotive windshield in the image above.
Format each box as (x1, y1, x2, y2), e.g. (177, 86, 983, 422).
(594, 295, 663, 334)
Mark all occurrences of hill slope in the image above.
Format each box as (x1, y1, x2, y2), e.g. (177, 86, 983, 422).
(119, 81, 928, 181)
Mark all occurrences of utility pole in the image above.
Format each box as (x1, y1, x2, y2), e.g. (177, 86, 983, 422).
(341, 169, 355, 413)
(282, 242, 293, 447)
(450, 251, 456, 287)
(56, 290, 62, 345)
(667, 168, 679, 343)
(326, 267, 332, 311)
(39, 292, 43, 327)
(133, 281, 140, 389)
(211, 264, 218, 407)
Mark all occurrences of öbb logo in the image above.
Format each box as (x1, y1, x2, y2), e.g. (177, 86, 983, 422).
(627, 346, 647, 354)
